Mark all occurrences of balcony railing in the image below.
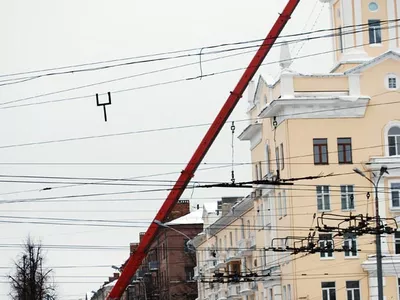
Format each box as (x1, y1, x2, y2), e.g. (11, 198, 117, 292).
(239, 281, 257, 295)
(226, 247, 241, 262)
(227, 284, 241, 299)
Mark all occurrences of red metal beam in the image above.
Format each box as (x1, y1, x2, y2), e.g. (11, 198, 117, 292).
(107, 1, 300, 298)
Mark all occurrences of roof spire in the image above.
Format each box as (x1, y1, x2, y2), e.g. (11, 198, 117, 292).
(279, 41, 293, 70)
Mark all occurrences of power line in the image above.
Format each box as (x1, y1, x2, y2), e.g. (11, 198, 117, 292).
(1, 18, 392, 84)
(0, 22, 398, 110)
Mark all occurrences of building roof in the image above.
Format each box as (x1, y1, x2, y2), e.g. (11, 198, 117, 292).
(344, 50, 400, 74)
(165, 209, 204, 225)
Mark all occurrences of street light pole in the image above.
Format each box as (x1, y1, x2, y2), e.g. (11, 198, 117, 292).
(353, 166, 388, 300)
(153, 220, 196, 251)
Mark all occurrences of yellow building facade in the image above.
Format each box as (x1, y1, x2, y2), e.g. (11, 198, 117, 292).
(194, 0, 400, 299)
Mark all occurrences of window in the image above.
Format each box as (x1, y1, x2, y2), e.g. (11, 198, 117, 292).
(277, 192, 282, 217)
(319, 234, 334, 258)
(247, 220, 251, 238)
(275, 147, 280, 171)
(282, 190, 287, 216)
(344, 235, 357, 257)
(368, 19, 382, 44)
(269, 288, 274, 300)
(317, 186, 331, 211)
(258, 162, 263, 179)
(229, 232, 233, 247)
(391, 183, 400, 208)
(388, 126, 400, 156)
(322, 282, 336, 300)
(338, 27, 344, 53)
(369, 2, 379, 11)
(255, 163, 260, 180)
(346, 281, 360, 300)
(283, 286, 287, 300)
(337, 138, 352, 164)
(185, 267, 194, 281)
(260, 203, 265, 227)
(280, 143, 285, 170)
(265, 144, 271, 175)
(314, 138, 328, 165)
(241, 219, 245, 239)
(389, 76, 397, 89)
(341, 185, 355, 210)
(287, 284, 292, 300)
(395, 231, 400, 254)
(235, 228, 238, 245)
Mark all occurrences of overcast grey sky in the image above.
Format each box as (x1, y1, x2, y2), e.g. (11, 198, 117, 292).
(0, 0, 332, 298)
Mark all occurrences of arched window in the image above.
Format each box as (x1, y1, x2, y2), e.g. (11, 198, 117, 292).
(388, 126, 400, 156)
(247, 220, 251, 238)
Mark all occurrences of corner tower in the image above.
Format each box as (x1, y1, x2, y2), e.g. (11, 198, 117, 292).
(322, 0, 400, 66)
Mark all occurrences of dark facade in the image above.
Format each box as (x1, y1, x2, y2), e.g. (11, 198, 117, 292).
(123, 200, 203, 300)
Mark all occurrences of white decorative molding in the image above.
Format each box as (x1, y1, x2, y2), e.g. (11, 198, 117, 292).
(387, 0, 397, 49)
(353, 0, 364, 50)
(342, 0, 354, 51)
(362, 254, 400, 276)
(280, 71, 294, 98)
(258, 96, 370, 124)
(348, 74, 361, 96)
(238, 123, 262, 150)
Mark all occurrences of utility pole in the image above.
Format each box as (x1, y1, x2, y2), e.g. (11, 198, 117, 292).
(354, 166, 388, 300)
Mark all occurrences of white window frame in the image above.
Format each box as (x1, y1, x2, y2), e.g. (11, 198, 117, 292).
(368, 19, 382, 45)
(322, 282, 336, 300)
(395, 231, 400, 254)
(317, 185, 331, 211)
(389, 180, 400, 210)
(319, 234, 334, 259)
(341, 185, 355, 211)
(385, 74, 398, 91)
(344, 236, 358, 258)
(346, 281, 361, 300)
(384, 121, 400, 156)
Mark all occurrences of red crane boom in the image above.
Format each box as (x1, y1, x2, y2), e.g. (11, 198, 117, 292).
(107, 1, 300, 298)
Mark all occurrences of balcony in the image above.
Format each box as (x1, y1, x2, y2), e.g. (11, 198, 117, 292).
(148, 261, 159, 271)
(238, 238, 252, 257)
(215, 252, 227, 269)
(239, 281, 257, 295)
(226, 247, 241, 262)
(227, 284, 241, 300)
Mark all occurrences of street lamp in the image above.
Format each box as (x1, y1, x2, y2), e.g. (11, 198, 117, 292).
(353, 166, 388, 300)
(154, 220, 196, 251)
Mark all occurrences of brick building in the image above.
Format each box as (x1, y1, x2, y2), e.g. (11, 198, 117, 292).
(124, 200, 203, 300)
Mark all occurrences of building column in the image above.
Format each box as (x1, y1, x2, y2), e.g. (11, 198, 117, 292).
(397, 0, 400, 47)
(387, 0, 397, 49)
(341, 0, 354, 51)
(377, 177, 389, 253)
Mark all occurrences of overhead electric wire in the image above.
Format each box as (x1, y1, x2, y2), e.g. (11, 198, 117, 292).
(0, 20, 398, 109)
(0, 18, 394, 84)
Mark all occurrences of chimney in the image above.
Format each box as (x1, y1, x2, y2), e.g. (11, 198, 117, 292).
(139, 232, 145, 242)
(221, 203, 232, 216)
(165, 199, 190, 222)
(130, 242, 139, 254)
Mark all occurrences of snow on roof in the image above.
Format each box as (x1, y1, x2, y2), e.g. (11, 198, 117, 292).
(165, 209, 204, 225)
(103, 280, 116, 288)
